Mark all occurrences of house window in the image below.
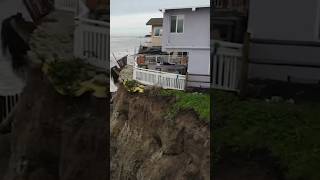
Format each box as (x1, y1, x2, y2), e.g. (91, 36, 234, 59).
(177, 52, 188, 57)
(170, 15, 184, 33)
(154, 27, 162, 37)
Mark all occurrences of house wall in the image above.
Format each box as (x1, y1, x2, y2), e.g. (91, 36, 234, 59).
(162, 7, 210, 88)
(187, 48, 211, 88)
(151, 25, 162, 47)
(162, 7, 210, 49)
(247, 0, 320, 83)
(248, 0, 319, 41)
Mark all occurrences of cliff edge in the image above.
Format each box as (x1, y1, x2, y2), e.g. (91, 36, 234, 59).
(111, 85, 210, 180)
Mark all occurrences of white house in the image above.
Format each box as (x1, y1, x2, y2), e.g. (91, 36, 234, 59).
(161, 6, 211, 88)
(247, 0, 320, 83)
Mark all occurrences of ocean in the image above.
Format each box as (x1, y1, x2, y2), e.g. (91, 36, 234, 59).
(110, 36, 148, 92)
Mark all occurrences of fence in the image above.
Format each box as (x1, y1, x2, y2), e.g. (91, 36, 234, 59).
(74, 18, 109, 69)
(133, 66, 186, 90)
(212, 40, 243, 91)
(54, 0, 77, 12)
(0, 94, 20, 122)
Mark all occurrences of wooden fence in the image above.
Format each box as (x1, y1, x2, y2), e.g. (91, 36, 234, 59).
(212, 40, 243, 91)
(133, 66, 186, 90)
(74, 18, 109, 69)
(0, 94, 20, 122)
(54, 0, 77, 12)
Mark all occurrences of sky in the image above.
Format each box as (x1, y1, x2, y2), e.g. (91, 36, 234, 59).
(110, 0, 210, 36)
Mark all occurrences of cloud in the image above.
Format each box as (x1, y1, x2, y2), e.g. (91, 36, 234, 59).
(111, 12, 162, 36)
(110, 0, 210, 36)
(110, 0, 210, 15)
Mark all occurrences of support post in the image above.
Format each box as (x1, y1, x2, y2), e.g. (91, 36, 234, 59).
(239, 32, 250, 97)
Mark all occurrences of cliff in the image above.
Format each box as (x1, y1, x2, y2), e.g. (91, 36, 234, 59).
(111, 85, 210, 179)
(0, 10, 107, 179)
(0, 65, 107, 180)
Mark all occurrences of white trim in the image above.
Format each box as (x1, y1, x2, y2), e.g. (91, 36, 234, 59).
(159, 5, 210, 12)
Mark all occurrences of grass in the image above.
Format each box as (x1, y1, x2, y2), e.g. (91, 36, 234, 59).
(159, 89, 210, 122)
(213, 90, 320, 180)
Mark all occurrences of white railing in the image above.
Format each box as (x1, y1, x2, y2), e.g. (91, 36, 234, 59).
(55, 0, 77, 12)
(74, 19, 109, 69)
(212, 40, 243, 91)
(0, 94, 20, 122)
(133, 66, 186, 90)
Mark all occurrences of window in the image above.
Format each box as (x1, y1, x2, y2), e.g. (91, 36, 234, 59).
(154, 27, 162, 37)
(177, 52, 188, 57)
(170, 15, 184, 33)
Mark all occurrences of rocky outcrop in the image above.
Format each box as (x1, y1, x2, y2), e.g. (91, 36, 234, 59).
(111, 86, 210, 180)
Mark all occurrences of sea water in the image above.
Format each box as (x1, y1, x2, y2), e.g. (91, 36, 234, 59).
(110, 36, 148, 92)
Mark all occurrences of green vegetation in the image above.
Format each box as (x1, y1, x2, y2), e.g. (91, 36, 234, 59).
(213, 90, 320, 180)
(123, 80, 144, 93)
(160, 89, 210, 122)
(44, 59, 107, 97)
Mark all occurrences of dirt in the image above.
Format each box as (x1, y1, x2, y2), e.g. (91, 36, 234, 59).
(0, 65, 107, 180)
(111, 85, 210, 180)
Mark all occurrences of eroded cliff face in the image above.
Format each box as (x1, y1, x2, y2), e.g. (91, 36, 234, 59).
(111, 86, 210, 180)
(1, 65, 107, 180)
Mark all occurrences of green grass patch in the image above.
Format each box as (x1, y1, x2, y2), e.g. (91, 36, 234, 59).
(213, 90, 320, 180)
(160, 89, 210, 122)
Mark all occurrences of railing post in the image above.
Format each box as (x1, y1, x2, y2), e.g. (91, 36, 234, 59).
(239, 32, 250, 97)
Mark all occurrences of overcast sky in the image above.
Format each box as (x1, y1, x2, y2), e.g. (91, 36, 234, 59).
(110, 0, 210, 36)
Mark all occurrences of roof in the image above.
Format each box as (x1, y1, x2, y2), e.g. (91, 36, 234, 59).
(160, 5, 210, 12)
(146, 18, 163, 26)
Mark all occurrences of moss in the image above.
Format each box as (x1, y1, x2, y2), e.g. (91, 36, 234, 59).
(213, 90, 320, 180)
(160, 89, 210, 122)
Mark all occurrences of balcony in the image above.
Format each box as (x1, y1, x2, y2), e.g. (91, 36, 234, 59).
(136, 55, 188, 75)
(132, 55, 188, 90)
(54, 0, 109, 69)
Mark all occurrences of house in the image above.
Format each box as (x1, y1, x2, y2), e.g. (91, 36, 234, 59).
(212, 0, 248, 43)
(145, 18, 163, 48)
(161, 5, 211, 88)
(247, 0, 320, 84)
(212, 0, 320, 93)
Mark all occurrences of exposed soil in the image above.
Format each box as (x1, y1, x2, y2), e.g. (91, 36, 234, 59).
(111, 85, 210, 180)
(0, 65, 107, 180)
